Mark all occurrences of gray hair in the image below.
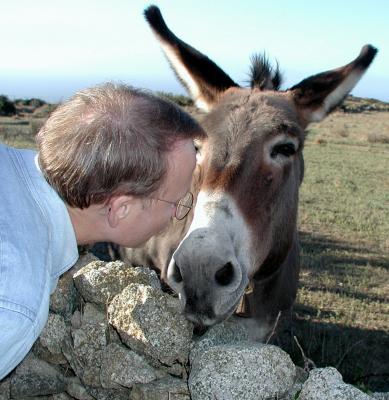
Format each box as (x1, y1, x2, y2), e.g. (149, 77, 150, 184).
(37, 83, 205, 208)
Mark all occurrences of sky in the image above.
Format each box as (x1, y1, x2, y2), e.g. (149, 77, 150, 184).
(1, 0, 388, 103)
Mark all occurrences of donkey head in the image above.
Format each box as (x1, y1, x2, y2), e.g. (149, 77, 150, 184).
(144, 6, 377, 331)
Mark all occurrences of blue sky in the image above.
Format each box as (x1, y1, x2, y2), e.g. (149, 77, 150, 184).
(1, 0, 388, 103)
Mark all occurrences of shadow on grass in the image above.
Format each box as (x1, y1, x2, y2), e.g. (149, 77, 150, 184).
(299, 231, 388, 305)
(299, 231, 389, 270)
(274, 306, 389, 392)
(300, 283, 387, 305)
(279, 231, 389, 392)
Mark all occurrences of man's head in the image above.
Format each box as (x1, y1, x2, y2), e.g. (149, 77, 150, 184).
(36, 83, 205, 246)
(37, 83, 205, 208)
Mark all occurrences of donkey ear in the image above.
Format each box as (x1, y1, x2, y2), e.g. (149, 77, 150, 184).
(290, 45, 377, 124)
(144, 6, 239, 112)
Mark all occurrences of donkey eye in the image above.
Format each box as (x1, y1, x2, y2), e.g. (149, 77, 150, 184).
(271, 143, 297, 158)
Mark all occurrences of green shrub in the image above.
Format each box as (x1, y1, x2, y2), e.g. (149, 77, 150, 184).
(15, 98, 46, 107)
(0, 95, 16, 116)
(28, 98, 46, 108)
(156, 91, 193, 107)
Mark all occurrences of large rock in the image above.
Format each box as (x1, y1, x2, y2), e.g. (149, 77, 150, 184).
(100, 343, 158, 389)
(62, 307, 109, 387)
(0, 377, 10, 400)
(190, 318, 250, 362)
(130, 376, 190, 400)
(69, 251, 99, 277)
(65, 376, 95, 400)
(49, 271, 79, 320)
(108, 284, 193, 366)
(34, 313, 69, 365)
(9, 354, 66, 398)
(85, 386, 130, 400)
(51, 394, 73, 400)
(73, 261, 160, 307)
(50, 253, 98, 319)
(189, 343, 296, 400)
(298, 367, 372, 400)
(287, 366, 309, 399)
(371, 394, 389, 400)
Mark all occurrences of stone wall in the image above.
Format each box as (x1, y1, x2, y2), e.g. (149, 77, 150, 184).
(0, 254, 387, 400)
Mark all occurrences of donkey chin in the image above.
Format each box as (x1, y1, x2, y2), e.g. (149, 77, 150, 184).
(166, 257, 250, 333)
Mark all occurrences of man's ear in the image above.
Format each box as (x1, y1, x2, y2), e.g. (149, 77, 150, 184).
(106, 195, 133, 228)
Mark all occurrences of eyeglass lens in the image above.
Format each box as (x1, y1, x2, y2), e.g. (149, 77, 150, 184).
(176, 192, 193, 220)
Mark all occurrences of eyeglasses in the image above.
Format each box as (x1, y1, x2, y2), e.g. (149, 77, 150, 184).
(151, 191, 194, 220)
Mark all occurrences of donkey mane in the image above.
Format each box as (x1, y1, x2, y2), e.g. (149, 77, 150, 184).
(249, 53, 282, 91)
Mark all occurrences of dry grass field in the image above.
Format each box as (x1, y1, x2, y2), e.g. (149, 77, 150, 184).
(275, 108, 389, 393)
(1, 96, 388, 393)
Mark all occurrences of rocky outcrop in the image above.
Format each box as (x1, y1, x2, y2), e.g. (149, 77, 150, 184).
(189, 343, 296, 399)
(73, 260, 161, 307)
(298, 367, 372, 399)
(9, 354, 67, 398)
(339, 96, 389, 113)
(107, 283, 192, 367)
(1, 255, 386, 400)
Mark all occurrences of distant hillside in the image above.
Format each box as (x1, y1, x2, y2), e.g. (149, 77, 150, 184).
(340, 95, 389, 113)
(1, 93, 389, 117)
(158, 93, 389, 114)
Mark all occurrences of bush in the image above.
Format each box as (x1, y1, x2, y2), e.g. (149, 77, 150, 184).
(28, 98, 46, 108)
(156, 91, 193, 107)
(0, 95, 16, 116)
(15, 98, 46, 107)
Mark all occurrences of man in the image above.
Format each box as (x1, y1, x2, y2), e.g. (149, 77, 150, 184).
(0, 83, 205, 379)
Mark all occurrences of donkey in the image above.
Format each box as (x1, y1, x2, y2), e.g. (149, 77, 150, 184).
(120, 5, 377, 340)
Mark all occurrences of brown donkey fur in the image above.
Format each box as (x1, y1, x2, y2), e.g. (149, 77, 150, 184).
(120, 6, 377, 340)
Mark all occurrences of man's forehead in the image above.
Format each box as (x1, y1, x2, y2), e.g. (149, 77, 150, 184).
(159, 139, 196, 198)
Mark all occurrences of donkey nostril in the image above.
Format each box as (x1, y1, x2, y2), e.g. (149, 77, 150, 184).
(215, 262, 234, 286)
(172, 261, 183, 283)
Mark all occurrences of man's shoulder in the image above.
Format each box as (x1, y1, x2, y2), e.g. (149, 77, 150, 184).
(0, 145, 54, 249)
(0, 145, 78, 300)
(0, 144, 37, 174)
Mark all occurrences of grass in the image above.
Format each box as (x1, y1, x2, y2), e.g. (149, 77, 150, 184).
(0, 118, 37, 148)
(1, 98, 388, 392)
(0, 106, 50, 148)
(275, 110, 389, 392)
(307, 110, 389, 147)
(299, 140, 389, 250)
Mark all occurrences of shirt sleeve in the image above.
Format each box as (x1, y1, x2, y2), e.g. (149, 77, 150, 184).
(0, 308, 35, 380)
